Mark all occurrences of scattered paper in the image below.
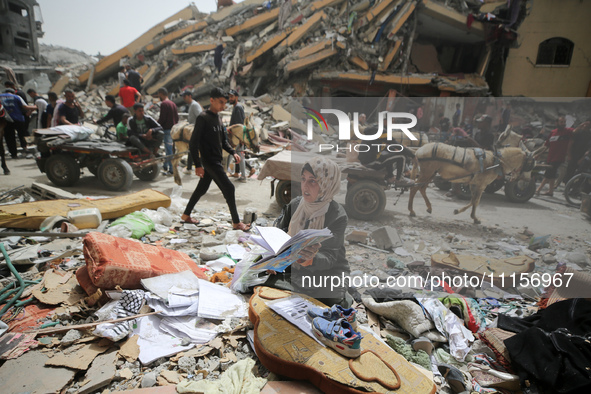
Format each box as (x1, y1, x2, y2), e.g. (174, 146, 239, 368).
(197, 280, 248, 320)
(133, 315, 194, 365)
(226, 244, 247, 260)
(159, 316, 218, 344)
(141, 271, 201, 300)
(206, 256, 236, 273)
(168, 286, 199, 308)
(267, 296, 325, 346)
(145, 293, 199, 317)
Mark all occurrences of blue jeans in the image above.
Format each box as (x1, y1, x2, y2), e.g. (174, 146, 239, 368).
(163, 129, 173, 172)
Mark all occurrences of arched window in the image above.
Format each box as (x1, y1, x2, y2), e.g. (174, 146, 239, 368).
(536, 37, 574, 66)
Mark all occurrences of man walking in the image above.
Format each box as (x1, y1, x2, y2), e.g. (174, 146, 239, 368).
(157, 88, 179, 175)
(536, 116, 573, 197)
(125, 65, 143, 92)
(181, 88, 250, 231)
(0, 89, 36, 158)
(181, 90, 202, 174)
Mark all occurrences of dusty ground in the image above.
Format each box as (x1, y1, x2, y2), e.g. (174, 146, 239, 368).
(1, 155, 588, 238)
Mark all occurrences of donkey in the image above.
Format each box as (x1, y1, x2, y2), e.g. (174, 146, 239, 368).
(171, 113, 261, 185)
(496, 125, 546, 155)
(408, 142, 541, 224)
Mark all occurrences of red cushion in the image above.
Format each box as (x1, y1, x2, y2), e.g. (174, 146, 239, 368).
(82, 232, 206, 290)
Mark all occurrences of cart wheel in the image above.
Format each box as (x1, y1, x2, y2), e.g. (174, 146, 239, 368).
(275, 180, 300, 207)
(98, 158, 134, 191)
(134, 163, 160, 181)
(505, 179, 536, 203)
(45, 154, 80, 187)
(433, 176, 451, 191)
(485, 178, 505, 194)
(345, 180, 386, 220)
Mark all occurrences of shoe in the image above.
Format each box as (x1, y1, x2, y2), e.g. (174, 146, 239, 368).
(541, 191, 553, 197)
(232, 222, 251, 231)
(312, 317, 362, 358)
(184, 168, 192, 174)
(249, 168, 256, 177)
(395, 177, 415, 187)
(467, 363, 520, 390)
(437, 364, 466, 393)
(237, 176, 247, 183)
(231, 173, 240, 178)
(181, 217, 200, 225)
(410, 337, 434, 356)
(307, 304, 358, 330)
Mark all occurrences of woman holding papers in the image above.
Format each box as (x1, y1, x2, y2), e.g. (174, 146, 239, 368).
(267, 157, 353, 308)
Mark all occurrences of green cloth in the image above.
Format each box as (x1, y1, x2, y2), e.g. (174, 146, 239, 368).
(177, 358, 267, 394)
(385, 335, 431, 370)
(116, 121, 128, 141)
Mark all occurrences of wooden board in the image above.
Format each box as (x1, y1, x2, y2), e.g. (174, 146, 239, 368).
(249, 286, 436, 394)
(431, 253, 535, 287)
(0, 189, 170, 230)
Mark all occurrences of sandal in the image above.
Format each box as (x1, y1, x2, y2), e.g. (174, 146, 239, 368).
(233, 222, 251, 231)
(181, 217, 200, 225)
(541, 191, 553, 196)
(437, 364, 466, 393)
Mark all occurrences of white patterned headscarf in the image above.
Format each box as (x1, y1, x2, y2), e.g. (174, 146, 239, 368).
(288, 157, 341, 236)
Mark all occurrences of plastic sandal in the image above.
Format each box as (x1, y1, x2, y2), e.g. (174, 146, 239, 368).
(437, 364, 466, 393)
(233, 222, 251, 231)
(181, 217, 200, 225)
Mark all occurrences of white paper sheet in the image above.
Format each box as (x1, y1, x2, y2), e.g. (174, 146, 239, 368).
(168, 286, 199, 307)
(267, 296, 325, 346)
(226, 244, 247, 260)
(197, 279, 248, 319)
(145, 293, 199, 317)
(250, 226, 291, 254)
(205, 256, 236, 272)
(141, 271, 201, 300)
(133, 315, 194, 365)
(159, 315, 218, 344)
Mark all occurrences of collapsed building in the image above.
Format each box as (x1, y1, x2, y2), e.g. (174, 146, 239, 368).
(57, 0, 531, 102)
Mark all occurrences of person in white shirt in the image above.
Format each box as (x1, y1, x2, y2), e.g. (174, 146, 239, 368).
(26, 88, 48, 130)
(181, 90, 202, 174)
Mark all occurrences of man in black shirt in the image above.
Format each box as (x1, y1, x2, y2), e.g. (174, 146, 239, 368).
(127, 103, 163, 156)
(182, 88, 250, 231)
(95, 95, 129, 127)
(125, 65, 143, 92)
(57, 89, 84, 125)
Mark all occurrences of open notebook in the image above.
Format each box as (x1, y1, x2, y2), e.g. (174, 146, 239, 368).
(249, 226, 333, 272)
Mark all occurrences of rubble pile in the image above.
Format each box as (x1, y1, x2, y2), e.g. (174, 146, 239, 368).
(1, 182, 590, 393)
(56, 0, 528, 102)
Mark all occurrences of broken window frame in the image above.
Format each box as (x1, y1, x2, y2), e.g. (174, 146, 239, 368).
(535, 37, 574, 67)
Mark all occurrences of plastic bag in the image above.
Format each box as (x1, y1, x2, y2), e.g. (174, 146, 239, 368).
(230, 250, 269, 293)
(108, 211, 155, 239)
(141, 207, 173, 227)
(105, 224, 132, 239)
(168, 185, 189, 214)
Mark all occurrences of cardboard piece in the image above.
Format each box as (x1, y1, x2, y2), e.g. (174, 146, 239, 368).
(79, 349, 118, 394)
(32, 269, 85, 306)
(119, 334, 141, 362)
(45, 342, 110, 370)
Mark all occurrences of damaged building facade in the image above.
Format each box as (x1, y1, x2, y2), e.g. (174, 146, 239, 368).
(0, 0, 43, 64)
(64, 0, 534, 102)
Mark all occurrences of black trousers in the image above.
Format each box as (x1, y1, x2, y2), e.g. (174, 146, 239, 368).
(3, 120, 28, 157)
(127, 130, 164, 154)
(184, 161, 240, 223)
(363, 149, 415, 179)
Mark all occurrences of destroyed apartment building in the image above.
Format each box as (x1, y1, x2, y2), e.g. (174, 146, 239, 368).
(56, 0, 530, 103)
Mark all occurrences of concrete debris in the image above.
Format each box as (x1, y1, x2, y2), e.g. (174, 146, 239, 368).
(60, 329, 82, 346)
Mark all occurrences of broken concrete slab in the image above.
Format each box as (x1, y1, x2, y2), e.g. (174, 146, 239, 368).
(146, 60, 195, 95)
(171, 43, 218, 56)
(284, 48, 338, 75)
(371, 227, 403, 250)
(78, 349, 118, 394)
(145, 20, 208, 54)
(0, 350, 76, 394)
(119, 334, 141, 362)
(45, 342, 110, 370)
(379, 40, 403, 72)
(245, 29, 293, 64)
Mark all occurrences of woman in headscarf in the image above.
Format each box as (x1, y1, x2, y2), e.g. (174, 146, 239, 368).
(267, 156, 352, 307)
